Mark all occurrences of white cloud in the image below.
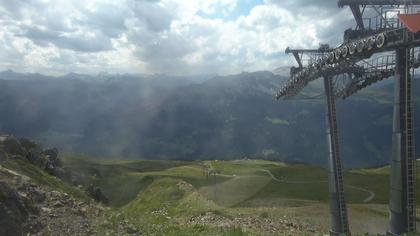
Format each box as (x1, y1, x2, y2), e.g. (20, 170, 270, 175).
(0, 0, 354, 75)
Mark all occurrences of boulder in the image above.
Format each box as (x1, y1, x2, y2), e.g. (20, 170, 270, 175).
(43, 148, 61, 167)
(86, 185, 109, 205)
(0, 181, 29, 236)
(17, 183, 46, 204)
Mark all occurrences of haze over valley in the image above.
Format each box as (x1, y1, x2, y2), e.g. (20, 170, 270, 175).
(1, 70, 418, 168)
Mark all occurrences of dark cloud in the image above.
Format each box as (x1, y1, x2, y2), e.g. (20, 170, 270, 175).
(267, 0, 337, 11)
(81, 3, 129, 38)
(20, 26, 113, 52)
(131, 0, 174, 32)
(0, 0, 47, 19)
(0, 0, 28, 18)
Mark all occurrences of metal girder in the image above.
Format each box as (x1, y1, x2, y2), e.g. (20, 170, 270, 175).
(292, 51, 303, 68)
(275, 62, 364, 99)
(339, 0, 420, 7)
(285, 46, 331, 54)
(324, 76, 350, 236)
(314, 30, 420, 70)
(337, 69, 395, 98)
(388, 47, 417, 235)
(276, 51, 402, 99)
(349, 4, 365, 29)
(285, 45, 331, 69)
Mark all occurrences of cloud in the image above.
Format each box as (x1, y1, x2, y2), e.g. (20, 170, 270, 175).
(0, 0, 356, 75)
(265, 0, 354, 44)
(131, 0, 174, 32)
(19, 26, 113, 52)
(266, 0, 337, 10)
(81, 2, 130, 37)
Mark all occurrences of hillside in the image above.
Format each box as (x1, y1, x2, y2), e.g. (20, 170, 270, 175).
(1, 136, 419, 235)
(0, 70, 419, 167)
(62, 155, 420, 235)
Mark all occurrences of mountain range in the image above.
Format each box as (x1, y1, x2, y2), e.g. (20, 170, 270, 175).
(0, 70, 418, 168)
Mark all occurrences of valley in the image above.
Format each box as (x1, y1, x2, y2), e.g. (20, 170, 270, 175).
(1, 135, 419, 235)
(1, 71, 419, 168)
(61, 156, 420, 235)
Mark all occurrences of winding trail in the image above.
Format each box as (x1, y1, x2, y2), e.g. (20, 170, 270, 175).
(202, 162, 375, 203)
(260, 169, 375, 203)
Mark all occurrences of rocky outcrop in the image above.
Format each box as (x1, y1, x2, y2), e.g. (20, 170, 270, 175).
(188, 211, 319, 235)
(0, 135, 65, 179)
(43, 148, 65, 178)
(0, 181, 29, 236)
(1, 135, 108, 206)
(43, 148, 61, 167)
(0, 165, 107, 236)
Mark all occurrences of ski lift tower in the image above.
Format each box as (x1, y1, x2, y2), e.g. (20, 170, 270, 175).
(276, 0, 420, 235)
(337, 1, 420, 234)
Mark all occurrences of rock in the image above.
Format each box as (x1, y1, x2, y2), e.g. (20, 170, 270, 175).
(30, 188, 46, 203)
(25, 148, 45, 168)
(24, 215, 43, 234)
(79, 207, 87, 216)
(0, 181, 29, 236)
(41, 207, 52, 213)
(126, 224, 140, 234)
(53, 201, 64, 208)
(24, 147, 64, 178)
(17, 183, 46, 204)
(86, 185, 109, 205)
(43, 148, 61, 167)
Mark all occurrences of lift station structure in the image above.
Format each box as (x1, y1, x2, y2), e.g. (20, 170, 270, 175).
(275, 0, 420, 235)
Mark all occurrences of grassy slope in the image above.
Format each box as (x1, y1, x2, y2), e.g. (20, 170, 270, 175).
(62, 156, 420, 206)
(1, 151, 88, 201)
(0, 152, 247, 236)
(62, 155, 190, 206)
(62, 156, 420, 235)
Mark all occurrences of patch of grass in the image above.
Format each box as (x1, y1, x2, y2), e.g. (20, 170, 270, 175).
(223, 227, 246, 236)
(199, 175, 271, 207)
(62, 155, 190, 206)
(121, 178, 217, 222)
(145, 225, 247, 236)
(99, 174, 154, 207)
(259, 211, 269, 218)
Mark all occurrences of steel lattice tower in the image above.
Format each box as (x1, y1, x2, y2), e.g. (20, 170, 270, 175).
(275, 1, 420, 235)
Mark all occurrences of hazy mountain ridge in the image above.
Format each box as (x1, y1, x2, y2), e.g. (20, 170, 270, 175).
(0, 70, 418, 168)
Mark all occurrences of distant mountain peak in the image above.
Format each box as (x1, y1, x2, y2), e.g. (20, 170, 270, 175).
(272, 66, 291, 77)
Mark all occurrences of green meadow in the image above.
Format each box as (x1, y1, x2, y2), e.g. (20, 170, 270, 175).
(59, 156, 420, 235)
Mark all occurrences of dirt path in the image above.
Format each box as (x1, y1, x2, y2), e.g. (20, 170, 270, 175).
(260, 169, 375, 203)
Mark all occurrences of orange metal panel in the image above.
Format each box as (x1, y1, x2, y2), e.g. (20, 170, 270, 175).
(398, 13, 420, 33)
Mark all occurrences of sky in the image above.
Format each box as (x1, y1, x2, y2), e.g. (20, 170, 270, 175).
(0, 0, 355, 76)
